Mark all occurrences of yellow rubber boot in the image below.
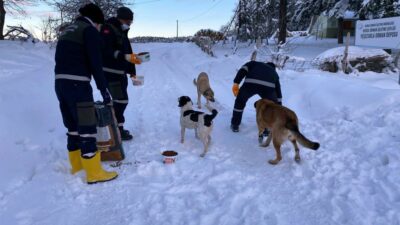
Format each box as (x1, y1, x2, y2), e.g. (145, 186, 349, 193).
(68, 149, 83, 174)
(81, 153, 118, 184)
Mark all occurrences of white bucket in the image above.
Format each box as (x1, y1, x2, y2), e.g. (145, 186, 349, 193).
(137, 52, 150, 62)
(132, 76, 144, 86)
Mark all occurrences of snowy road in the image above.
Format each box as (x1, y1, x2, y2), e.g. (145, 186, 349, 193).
(0, 41, 399, 225)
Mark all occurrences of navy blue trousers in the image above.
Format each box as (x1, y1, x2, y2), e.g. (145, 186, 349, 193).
(105, 73, 129, 128)
(231, 84, 277, 126)
(55, 80, 97, 155)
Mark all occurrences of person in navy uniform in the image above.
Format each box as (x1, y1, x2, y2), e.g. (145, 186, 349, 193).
(230, 61, 282, 133)
(54, 3, 117, 184)
(101, 6, 141, 141)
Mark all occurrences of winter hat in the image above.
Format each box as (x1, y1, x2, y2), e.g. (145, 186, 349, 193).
(79, 3, 105, 24)
(117, 7, 134, 21)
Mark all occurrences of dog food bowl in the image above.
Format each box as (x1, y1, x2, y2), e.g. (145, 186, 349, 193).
(137, 52, 150, 62)
(162, 150, 178, 164)
(132, 75, 144, 86)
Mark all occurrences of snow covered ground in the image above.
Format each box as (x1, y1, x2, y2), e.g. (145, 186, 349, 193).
(0, 40, 399, 225)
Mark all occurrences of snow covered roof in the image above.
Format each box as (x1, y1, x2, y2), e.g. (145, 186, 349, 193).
(344, 10, 357, 19)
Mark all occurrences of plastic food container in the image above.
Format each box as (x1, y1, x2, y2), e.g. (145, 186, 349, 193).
(137, 52, 150, 62)
(162, 150, 178, 164)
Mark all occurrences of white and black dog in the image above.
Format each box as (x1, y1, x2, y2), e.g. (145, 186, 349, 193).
(178, 96, 218, 157)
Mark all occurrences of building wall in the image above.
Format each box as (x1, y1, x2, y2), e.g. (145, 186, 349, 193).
(312, 15, 356, 39)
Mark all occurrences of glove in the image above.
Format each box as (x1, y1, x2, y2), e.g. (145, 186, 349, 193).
(101, 89, 112, 105)
(125, 54, 142, 65)
(232, 83, 239, 97)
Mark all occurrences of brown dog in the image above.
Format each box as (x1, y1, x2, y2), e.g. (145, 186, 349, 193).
(193, 72, 215, 109)
(255, 99, 320, 165)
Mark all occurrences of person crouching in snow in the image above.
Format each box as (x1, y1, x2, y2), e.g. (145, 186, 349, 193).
(101, 6, 141, 141)
(230, 61, 282, 134)
(54, 3, 117, 184)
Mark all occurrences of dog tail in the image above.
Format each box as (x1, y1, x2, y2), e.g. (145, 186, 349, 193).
(285, 120, 319, 150)
(193, 78, 197, 86)
(203, 108, 218, 127)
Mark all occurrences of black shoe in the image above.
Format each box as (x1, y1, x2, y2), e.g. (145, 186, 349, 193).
(230, 124, 239, 132)
(119, 129, 133, 141)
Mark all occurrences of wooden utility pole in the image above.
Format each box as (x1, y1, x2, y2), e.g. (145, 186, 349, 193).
(342, 32, 350, 74)
(176, 20, 179, 38)
(278, 0, 287, 44)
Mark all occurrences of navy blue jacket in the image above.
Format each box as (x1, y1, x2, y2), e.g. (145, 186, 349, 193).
(54, 17, 107, 92)
(101, 17, 136, 76)
(234, 61, 282, 102)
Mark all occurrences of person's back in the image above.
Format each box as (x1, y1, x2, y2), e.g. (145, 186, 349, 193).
(230, 61, 282, 132)
(55, 17, 94, 80)
(239, 61, 279, 85)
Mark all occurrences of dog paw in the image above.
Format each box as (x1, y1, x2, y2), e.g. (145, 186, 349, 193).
(294, 156, 301, 162)
(200, 153, 206, 157)
(260, 143, 269, 148)
(180, 139, 184, 144)
(268, 159, 280, 165)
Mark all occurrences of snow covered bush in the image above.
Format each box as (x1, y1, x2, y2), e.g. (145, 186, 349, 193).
(314, 46, 394, 73)
(194, 29, 225, 42)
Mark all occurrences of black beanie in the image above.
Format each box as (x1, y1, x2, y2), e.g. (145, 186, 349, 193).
(117, 7, 133, 20)
(79, 3, 105, 24)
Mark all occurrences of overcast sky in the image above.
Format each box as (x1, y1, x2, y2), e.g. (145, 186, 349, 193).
(5, 0, 237, 38)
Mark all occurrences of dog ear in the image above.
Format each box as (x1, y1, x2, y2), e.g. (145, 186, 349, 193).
(178, 96, 185, 107)
(254, 100, 260, 108)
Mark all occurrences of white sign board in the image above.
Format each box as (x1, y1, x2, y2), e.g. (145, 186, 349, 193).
(355, 16, 400, 49)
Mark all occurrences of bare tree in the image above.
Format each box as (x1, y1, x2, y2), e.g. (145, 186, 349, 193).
(4, 25, 33, 40)
(46, 0, 128, 24)
(0, 0, 37, 40)
(43, 0, 129, 40)
(0, 1, 4, 39)
(40, 16, 59, 42)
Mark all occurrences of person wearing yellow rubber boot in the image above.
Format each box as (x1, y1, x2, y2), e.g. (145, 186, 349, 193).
(55, 3, 117, 184)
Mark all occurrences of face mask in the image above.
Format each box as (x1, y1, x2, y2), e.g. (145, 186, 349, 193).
(121, 24, 130, 31)
(95, 24, 102, 32)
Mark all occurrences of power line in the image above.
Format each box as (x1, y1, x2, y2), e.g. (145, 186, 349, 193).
(180, 0, 224, 23)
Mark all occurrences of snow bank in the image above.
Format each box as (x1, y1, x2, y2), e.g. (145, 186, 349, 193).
(315, 46, 390, 62)
(314, 46, 393, 73)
